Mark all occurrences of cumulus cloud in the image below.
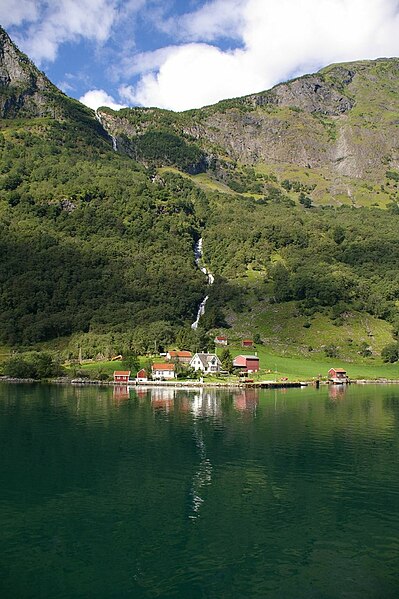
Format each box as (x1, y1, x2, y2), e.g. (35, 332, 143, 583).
(0, 0, 39, 27)
(127, 0, 399, 110)
(3, 0, 145, 64)
(79, 89, 126, 110)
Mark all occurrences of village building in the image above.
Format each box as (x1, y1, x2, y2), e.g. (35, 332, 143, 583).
(328, 368, 349, 384)
(190, 353, 221, 374)
(166, 350, 192, 364)
(113, 370, 131, 384)
(214, 335, 228, 346)
(136, 368, 148, 383)
(242, 339, 254, 348)
(151, 363, 176, 380)
(233, 355, 260, 373)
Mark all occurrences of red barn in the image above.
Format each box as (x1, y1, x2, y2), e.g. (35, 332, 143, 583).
(113, 370, 131, 384)
(233, 355, 260, 373)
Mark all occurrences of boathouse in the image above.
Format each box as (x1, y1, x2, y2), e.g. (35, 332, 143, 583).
(328, 368, 348, 383)
(136, 368, 148, 383)
(233, 355, 260, 373)
(113, 370, 131, 384)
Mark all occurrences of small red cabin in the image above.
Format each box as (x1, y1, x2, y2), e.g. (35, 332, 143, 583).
(242, 339, 254, 348)
(136, 369, 148, 382)
(233, 355, 260, 373)
(113, 370, 130, 384)
(328, 368, 348, 383)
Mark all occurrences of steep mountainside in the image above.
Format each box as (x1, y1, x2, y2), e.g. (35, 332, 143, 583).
(0, 27, 205, 348)
(99, 58, 399, 206)
(1, 25, 399, 361)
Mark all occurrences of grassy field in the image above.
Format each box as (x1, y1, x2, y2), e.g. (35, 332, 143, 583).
(221, 344, 399, 381)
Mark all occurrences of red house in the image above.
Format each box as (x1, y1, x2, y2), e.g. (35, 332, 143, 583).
(233, 355, 260, 373)
(328, 368, 348, 384)
(242, 339, 254, 348)
(136, 369, 148, 382)
(113, 370, 131, 384)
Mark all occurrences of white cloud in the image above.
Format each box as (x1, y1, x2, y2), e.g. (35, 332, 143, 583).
(3, 0, 146, 64)
(79, 89, 126, 110)
(127, 0, 399, 110)
(0, 0, 39, 27)
(120, 43, 264, 110)
(159, 0, 245, 42)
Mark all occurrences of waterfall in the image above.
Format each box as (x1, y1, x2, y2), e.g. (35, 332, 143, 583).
(191, 238, 214, 329)
(95, 109, 118, 152)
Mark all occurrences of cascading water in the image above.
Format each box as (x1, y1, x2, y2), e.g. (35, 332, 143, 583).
(191, 238, 214, 329)
(95, 109, 118, 152)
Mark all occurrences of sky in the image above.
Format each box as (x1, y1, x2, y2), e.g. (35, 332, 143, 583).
(2, 0, 399, 112)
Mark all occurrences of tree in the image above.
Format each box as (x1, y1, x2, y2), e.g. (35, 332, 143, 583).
(220, 348, 233, 373)
(381, 342, 399, 363)
(122, 352, 140, 374)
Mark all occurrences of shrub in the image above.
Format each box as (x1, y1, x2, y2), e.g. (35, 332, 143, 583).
(381, 342, 399, 363)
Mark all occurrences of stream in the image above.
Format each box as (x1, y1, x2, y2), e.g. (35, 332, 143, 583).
(191, 238, 214, 329)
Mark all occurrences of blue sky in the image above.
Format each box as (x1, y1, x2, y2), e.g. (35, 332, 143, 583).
(2, 0, 399, 111)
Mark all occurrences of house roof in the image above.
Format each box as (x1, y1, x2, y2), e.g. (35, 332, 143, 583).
(191, 353, 221, 367)
(330, 368, 347, 373)
(234, 355, 259, 361)
(215, 335, 227, 340)
(167, 350, 192, 358)
(114, 371, 131, 376)
(242, 339, 253, 343)
(152, 363, 175, 371)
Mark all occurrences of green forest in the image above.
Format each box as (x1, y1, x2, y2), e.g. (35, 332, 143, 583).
(1, 24, 399, 366)
(0, 118, 206, 346)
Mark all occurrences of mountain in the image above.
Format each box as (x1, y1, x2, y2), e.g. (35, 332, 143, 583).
(0, 27, 206, 350)
(98, 58, 399, 207)
(1, 26, 399, 363)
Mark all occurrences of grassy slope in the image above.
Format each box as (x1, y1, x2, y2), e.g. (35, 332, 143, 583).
(222, 344, 399, 381)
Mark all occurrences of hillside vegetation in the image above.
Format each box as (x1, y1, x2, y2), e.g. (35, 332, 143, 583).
(1, 26, 399, 368)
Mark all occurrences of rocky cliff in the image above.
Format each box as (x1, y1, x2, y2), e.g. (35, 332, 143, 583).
(98, 58, 399, 205)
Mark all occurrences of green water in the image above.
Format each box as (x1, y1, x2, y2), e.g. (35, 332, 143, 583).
(1, 383, 399, 598)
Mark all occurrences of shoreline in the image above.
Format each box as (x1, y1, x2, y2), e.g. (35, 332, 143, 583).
(2, 376, 399, 388)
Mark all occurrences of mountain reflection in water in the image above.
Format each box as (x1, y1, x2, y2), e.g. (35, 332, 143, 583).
(1, 383, 399, 599)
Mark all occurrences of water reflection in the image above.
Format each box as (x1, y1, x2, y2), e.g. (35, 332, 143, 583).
(1, 383, 399, 598)
(112, 385, 130, 401)
(233, 388, 258, 413)
(328, 383, 348, 401)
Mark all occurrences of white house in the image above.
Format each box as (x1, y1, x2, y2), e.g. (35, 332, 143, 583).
(151, 363, 176, 380)
(190, 353, 221, 374)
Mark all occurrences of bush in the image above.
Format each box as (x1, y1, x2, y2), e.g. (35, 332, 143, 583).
(3, 352, 63, 379)
(325, 345, 338, 358)
(381, 342, 399, 363)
